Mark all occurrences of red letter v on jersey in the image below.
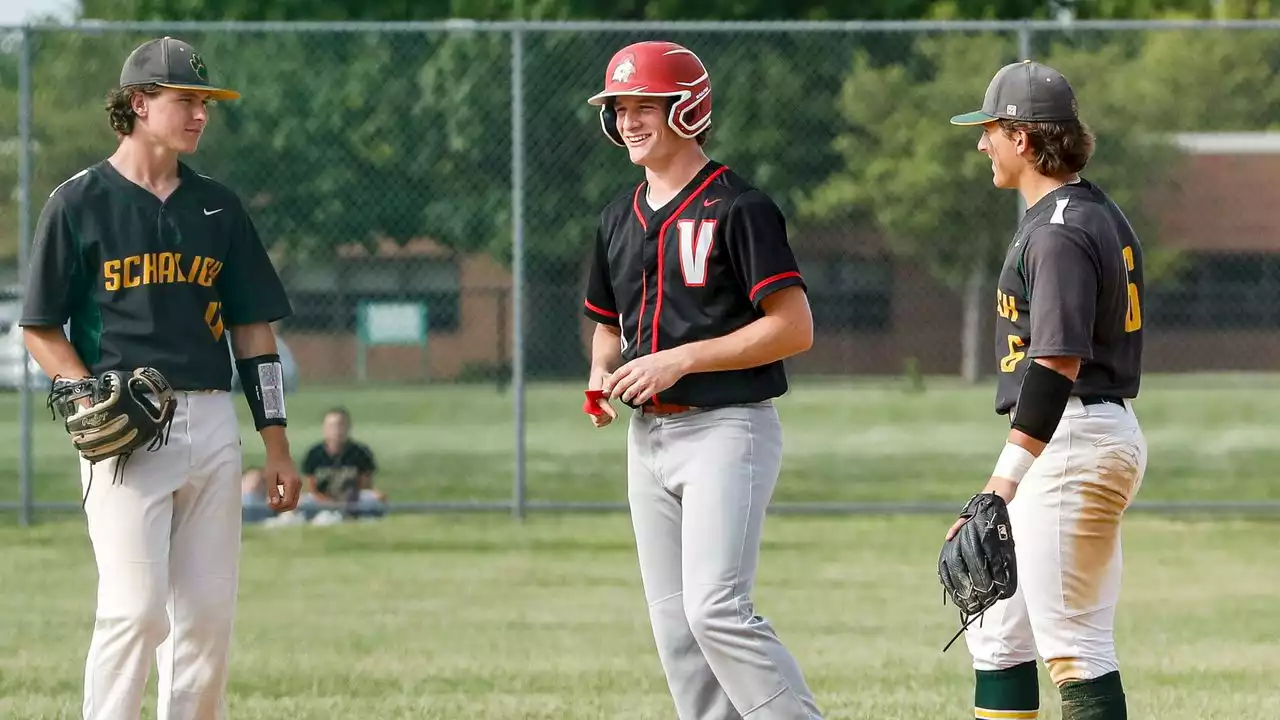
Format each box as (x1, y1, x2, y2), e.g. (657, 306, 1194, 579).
(677, 219, 717, 287)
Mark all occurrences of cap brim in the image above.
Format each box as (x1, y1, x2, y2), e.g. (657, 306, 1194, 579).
(157, 82, 241, 101)
(949, 111, 997, 126)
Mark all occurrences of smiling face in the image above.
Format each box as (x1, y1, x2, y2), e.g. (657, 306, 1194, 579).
(612, 95, 691, 169)
(131, 87, 212, 154)
(976, 120, 1031, 189)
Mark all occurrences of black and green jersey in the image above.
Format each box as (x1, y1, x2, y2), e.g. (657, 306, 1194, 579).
(993, 178, 1145, 416)
(20, 160, 292, 391)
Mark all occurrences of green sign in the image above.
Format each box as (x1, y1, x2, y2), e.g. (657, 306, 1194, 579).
(355, 300, 429, 382)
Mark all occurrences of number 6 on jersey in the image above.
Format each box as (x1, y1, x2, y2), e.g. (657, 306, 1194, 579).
(1123, 245, 1141, 332)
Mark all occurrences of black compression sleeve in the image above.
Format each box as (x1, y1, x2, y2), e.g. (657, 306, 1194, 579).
(235, 354, 287, 430)
(1010, 361, 1075, 443)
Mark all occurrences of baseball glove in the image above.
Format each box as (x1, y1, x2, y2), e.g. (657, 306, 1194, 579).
(47, 367, 177, 468)
(937, 491, 1018, 652)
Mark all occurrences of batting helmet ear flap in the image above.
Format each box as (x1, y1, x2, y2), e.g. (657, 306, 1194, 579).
(599, 98, 624, 147)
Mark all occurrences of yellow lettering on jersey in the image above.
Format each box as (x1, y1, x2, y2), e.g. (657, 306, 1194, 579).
(1000, 335, 1026, 373)
(101, 253, 222, 291)
(185, 255, 203, 284)
(142, 252, 158, 285)
(158, 252, 177, 284)
(103, 260, 121, 291)
(196, 257, 223, 288)
(1122, 245, 1142, 332)
(995, 289, 1019, 323)
(998, 286, 1018, 320)
(204, 301, 224, 341)
(123, 256, 141, 288)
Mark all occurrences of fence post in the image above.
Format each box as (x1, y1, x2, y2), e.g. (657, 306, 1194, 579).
(1015, 25, 1033, 222)
(17, 26, 35, 528)
(510, 27, 528, 521)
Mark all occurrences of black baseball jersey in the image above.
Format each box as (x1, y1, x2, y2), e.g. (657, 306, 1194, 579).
(20, 160, 292, 391)
(993, 178, 1144, 415)
(302, 441, 377, 499)
(583, 160, 807, 407)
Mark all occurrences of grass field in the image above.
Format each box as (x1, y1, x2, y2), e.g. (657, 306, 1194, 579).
(2, 513, 1278, 718)
(1, 374, 1278, 718)
(2, 372, 1280, 509)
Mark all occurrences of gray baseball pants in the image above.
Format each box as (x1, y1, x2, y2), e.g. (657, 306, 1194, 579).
(627, 401, 823, 720)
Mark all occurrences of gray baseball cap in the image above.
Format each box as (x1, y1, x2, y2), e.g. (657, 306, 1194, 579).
(950, 60, 1076, 126)
(119, 36, 240, 101)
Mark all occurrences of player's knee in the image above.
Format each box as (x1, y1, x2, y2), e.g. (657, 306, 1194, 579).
(1048, 656, 1119, 687)
(180, 589, 237, 637)
(98, 591, 170, 649)
(683, 586, 743, 643)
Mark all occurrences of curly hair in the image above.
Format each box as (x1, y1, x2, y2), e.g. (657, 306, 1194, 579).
(104, 84, 161, 135)
(998, 118, 1095, 177)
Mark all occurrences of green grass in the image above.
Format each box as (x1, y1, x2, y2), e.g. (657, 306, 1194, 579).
(1, 513, 1278, 718)
(2, 374, 1278, 717)
(2, 372, 1279, 509)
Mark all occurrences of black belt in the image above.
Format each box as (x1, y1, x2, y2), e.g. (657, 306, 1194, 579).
(1079, 395, 1125, 407)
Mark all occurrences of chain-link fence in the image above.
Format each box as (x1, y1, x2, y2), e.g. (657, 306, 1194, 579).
(2, 19, 1279, 524)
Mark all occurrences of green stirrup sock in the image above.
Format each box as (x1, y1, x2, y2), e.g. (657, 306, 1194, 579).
(975, 660, 1039, 719)
(1060, 671, 1127, 720)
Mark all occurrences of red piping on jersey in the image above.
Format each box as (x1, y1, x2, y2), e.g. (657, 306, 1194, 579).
(584, 299, 618, 319)
(632, 182, 648, 351)
(749, 270, 803, 302)
(631, 183, 648, 230)
(650, 165, 729, 355)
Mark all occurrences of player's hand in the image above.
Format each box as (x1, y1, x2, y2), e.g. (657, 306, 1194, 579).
(945, 477, 1018, 541)
(262, 452, 302, 512)
(586, 370, 618, 428)
(602, 349, 690, 406)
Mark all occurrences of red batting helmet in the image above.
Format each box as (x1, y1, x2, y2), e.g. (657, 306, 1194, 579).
(585, 41, 713, 146)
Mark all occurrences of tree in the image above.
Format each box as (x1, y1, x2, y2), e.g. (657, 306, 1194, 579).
(799, 31, 1187, 380)
(6, 0, 1277, 381)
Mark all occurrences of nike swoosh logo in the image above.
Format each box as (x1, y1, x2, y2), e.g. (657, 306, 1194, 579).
(204, 208, 223, 216)
(703, 198, 721, 207)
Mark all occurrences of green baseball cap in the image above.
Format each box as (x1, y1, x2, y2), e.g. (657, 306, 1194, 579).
(119, 36, 240, 101)
(950, 60, 1077, 126)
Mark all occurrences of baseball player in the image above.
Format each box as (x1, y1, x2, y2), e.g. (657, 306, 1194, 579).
(943, 61, 1149, 720)
(19, 37, 301, 719)
(581, 41, 824, 720)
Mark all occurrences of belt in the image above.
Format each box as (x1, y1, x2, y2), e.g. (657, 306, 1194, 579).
(640, 401, 696, 416)
(1079, 395, 1125, 407)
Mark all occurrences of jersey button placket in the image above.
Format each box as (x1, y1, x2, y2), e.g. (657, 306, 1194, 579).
(637, 227, 661, 355)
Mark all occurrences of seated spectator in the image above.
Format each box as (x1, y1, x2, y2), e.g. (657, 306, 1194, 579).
(299, 407, 386, 520)
(240, 467, 275, 524)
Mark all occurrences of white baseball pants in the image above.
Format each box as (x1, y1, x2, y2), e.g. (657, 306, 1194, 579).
(964, 396, 1148, 686)
(627, 401, 823, 720)
(78, 391, 244, 720)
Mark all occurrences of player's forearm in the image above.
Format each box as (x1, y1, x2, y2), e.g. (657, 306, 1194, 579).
(673, 318, 803, 374)
(228, 322, 291, 456)
(258, 426, 292, 459)
(590, 324, 624, 379)
(1004, 356, 1082, 457)
(23, 326, 91, 380)
(987, 356, 1084, 503)
(674, 289, 813, 375)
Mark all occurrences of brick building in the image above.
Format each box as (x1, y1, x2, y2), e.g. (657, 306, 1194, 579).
(278, 132, 1280, 383)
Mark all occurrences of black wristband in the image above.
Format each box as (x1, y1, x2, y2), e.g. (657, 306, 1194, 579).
(1010, 360, 1075, 443)
(235, 354, 287, 430)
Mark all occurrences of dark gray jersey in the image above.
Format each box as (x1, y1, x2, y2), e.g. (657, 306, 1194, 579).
(20, 160, 292, 391)
(993, 178, 1144, 415)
